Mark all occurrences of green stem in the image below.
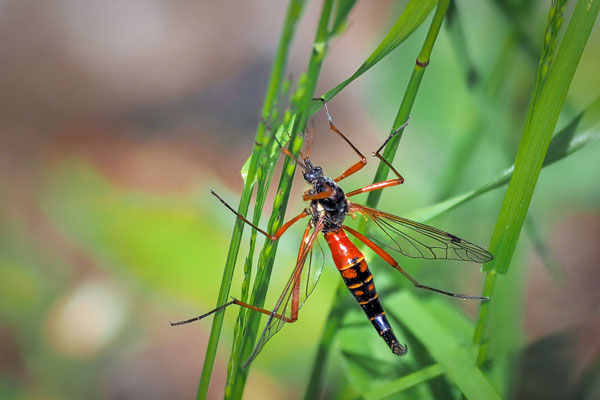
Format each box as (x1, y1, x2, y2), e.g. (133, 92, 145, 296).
(304, 1, 450, 398)
(195, 2, 306, 399)
(226, 1, 335, 398)
(472, 270, 496, 366)
(473, 0, 599, 364)
(365, 0, 449, 208)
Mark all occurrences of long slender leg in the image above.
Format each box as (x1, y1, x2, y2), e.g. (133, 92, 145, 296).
(302, 185, 334, 201)
(211, 190, 308, 240)
(313, 98, 367, 182)
(346, 177, 404, 197)
(344, 119, 410, 198)
(169, 298, 297, 326)
(343, 225, 489, 301)
(314, 98, 408, 194)
(171, 223, 314, 327)
(372, 119, 409, 179)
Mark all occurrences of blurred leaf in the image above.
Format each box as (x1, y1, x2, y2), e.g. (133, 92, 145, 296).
(359, 364, 444, 400)
(409, 96, 600, 223)
(390, 292, 501, 400)
(512, 329, 576, 400)
(573, 357, 600, 400)
(330, 0, 357, 36)
(337, 305, 415, 393)
(43, 163, 227, 302)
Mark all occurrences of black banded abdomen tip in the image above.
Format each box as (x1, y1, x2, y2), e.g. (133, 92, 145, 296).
(392, 343, 408, 356)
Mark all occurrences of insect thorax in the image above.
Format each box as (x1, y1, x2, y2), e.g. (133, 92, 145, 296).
(308, 177, 348, 233)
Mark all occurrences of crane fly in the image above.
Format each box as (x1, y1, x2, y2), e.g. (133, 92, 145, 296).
(171, 98, 492, 367)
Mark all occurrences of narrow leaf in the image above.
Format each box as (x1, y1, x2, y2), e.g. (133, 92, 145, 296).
(390, 292, 501, 400)
(314, 0, 438, 105)
(361, 364, 444, 400)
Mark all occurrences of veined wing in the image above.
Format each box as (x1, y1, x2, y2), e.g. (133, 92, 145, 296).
(243, 217, 325, 367)
(350, 203, 492, 263)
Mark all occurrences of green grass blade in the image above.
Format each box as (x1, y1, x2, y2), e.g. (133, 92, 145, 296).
(311, 0, 437, 109)
(390, 293, 501, 400)
(359, 364, 444, 400)
(473, 0, 600, 364)
(225, 2, 337, 398)
(225, 119, 296, 392)
(408, 96, 600, 223)
(195, 1, 306, 398)
(331, 0, 358, 36)
(364, 0, 448, 209)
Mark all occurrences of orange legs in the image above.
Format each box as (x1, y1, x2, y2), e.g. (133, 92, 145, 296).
(171, 214, 314, 327)
(345, 178, 404, 197)
(343, 225, 489, 301)
(210, 190, 308, 241)
(313, 98, 408, 197)
(303, 185, 335, 201)
(314, 98, 367, 182)
(170, 298, 296, 326)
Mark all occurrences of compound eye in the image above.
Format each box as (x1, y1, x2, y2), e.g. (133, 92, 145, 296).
(315, 166, 322, 174)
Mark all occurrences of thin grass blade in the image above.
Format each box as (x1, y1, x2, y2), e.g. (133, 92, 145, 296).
(473, 0, 600, 364)
(408, 96, 600, 223)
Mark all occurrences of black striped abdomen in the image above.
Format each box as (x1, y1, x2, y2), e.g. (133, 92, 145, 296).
(340, 259, 406, 355)
(340, 259, 382, 317)
(325, 231, 407, 356)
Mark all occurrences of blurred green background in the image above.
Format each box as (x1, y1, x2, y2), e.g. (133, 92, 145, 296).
(0, 1, 598, 399)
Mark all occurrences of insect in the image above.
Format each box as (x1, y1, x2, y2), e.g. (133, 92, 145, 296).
(171, 99, 492, 367)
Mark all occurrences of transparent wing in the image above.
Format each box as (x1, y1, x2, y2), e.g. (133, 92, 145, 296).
(301, 228, 326, 301)
(243, 217, 325, 367)
(350, 203, 493, 263)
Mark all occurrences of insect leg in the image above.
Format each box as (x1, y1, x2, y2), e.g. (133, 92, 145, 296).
(302, 185, 335, 201)
(211, 190, 308, 240)
(170, 298, 297, 326)
(372, 119, 409, 181)
(346, 122, 409, 195)
(313, 98, 367, 182)
(345, 177, 404, 197)
(171, 223, 315, 329)
(343, 225, 489, 301)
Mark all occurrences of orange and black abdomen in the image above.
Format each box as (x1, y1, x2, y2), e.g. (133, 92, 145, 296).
(325, 230, 407, 356)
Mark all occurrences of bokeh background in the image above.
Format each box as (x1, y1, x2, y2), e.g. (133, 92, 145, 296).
(1, 1, 599, 399)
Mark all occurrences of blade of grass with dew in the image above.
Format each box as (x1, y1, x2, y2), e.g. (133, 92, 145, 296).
(195, 1, 306, 398)
(473, 0, 600, 366)
(225, 2, 337, 398)
(304, 1, 451, 398)
(408, 95, 600, 223)
(389, 292, 501, 400)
